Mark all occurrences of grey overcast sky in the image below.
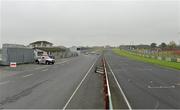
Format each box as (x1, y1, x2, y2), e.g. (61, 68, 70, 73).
(0, 0, 180, 47)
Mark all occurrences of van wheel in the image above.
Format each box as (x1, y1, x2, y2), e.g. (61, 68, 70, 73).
(46, 61, 50, 65)
(36, 60, 39, 64)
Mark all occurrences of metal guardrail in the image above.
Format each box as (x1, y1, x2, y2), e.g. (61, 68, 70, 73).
(96, 57, 113, 110)
(102, 57, 113, 110)
(105, 57, 132, 110)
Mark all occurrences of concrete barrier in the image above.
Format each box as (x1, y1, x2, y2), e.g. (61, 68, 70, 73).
(145, 55, 149, 58)
(177, 58, 180, 63)
(131, 52, 180, 63)
(151, 56, 155, 59)
(161, 57, 165, 61)
(129, 52, 133, 55)
(171, 58, 177, 62)
(165, 57, 171, 62)
(157, 56, 162, 60)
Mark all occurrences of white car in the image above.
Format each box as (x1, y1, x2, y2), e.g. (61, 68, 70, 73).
(35, 56, 55, 65)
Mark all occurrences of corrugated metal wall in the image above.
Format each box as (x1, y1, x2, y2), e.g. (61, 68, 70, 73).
(1, 47, 34, 65)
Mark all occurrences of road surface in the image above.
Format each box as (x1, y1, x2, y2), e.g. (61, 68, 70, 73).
(0, 54, 104, 109)
(1, 49, 180, 109)
(105, 49, 180, 109)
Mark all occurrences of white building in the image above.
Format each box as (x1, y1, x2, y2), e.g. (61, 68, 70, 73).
(69, 46, 81, 55)
(29, 41, 53, 48)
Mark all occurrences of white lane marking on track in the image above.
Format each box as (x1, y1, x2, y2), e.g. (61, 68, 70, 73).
(154, 101, 160, 109)
(106, 58, 132, 110)
(148, 85, 175, 89)
(0, 81, 10, 85)
(62, 57, 99, 110)
(34, 59, 73, 70)
(175, 83, 180, 86)
(56, 59, 72, 65)
(22, 74, 33, 78)
(42, 69, 48, 72)
(35, 67, 46, 70)
(52, 66, 57, 69)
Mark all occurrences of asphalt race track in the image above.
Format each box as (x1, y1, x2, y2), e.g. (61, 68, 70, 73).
(105, 50, 180, 109)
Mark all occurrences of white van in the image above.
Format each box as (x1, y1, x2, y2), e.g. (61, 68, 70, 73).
(35, 56, 55, 65)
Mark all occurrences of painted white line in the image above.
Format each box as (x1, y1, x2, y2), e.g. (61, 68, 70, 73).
(154, 101, 160, 109)
(52, 66, 57, 69)
(22, 74, 33, 78)
(42, 69, 48, 72)
(175, 83, 180, 86)
(148, 85, 175, 89)
(35, 67, 46, 70)
(34, 59, 73, 70)
(0, 81, 10, 85)
(56, 59, 72, 65)
(106, 58, 132, 110)
(63, 57, 98, 110)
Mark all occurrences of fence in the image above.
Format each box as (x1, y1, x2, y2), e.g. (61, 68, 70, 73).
(131, 52, 180, 63)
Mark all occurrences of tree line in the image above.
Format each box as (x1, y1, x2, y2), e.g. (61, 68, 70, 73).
(150, 41, 178, 50)
(120, 41, 179, 50)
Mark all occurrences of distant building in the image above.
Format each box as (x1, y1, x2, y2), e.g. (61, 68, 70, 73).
(29, 41, 53, 48)
(69, 46, 81, 55)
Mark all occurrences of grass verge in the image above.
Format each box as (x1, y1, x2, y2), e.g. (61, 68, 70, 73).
(112, 48, 180, 70)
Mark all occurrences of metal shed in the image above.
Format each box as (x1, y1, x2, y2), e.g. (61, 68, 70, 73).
(0, 44, 34, 65)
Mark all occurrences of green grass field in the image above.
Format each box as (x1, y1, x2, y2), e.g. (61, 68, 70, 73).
(112, 48, 180, 70)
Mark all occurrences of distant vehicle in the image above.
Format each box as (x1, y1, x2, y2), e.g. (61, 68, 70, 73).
(35, 56, 55, 65)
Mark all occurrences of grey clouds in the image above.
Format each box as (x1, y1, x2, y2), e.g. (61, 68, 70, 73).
(0, 0, 180, 47)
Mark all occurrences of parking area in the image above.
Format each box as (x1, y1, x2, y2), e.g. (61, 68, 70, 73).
(0, 57, 77, 80)
(0, 52, 102, 109)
